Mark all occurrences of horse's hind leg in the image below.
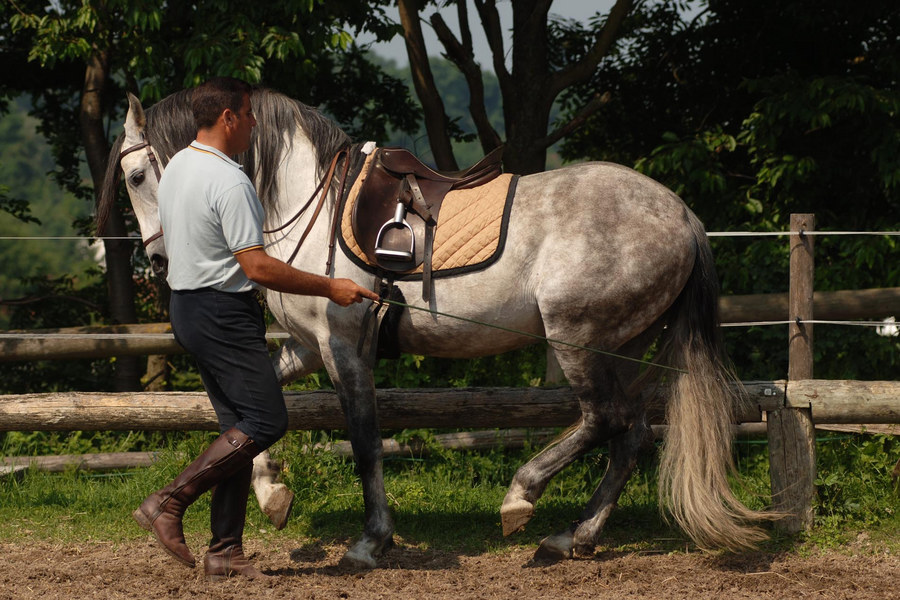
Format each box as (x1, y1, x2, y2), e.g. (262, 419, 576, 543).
(500, 350, 639, 536)
(501, 327, 658, 554)
(500, 368, 622, 536)
(534, 419, 653, 560)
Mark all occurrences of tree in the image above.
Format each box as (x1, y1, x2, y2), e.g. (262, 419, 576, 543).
(396, 0, 635, 174)
(560, 0, 900, 232)
(557, 0, 900, 379)
(1, 0, 418, 390)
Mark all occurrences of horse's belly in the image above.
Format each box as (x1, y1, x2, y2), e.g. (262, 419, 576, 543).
(392, 285, 544, 359)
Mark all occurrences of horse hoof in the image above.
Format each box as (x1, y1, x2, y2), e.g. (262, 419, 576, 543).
(339, 536, 394, 570)
(340, 546, 377, 570)
(500, 498, 534, 536)
(338, 548, 377, 571)
(261, 484, 294, 530)
(533, 532, 574, 563)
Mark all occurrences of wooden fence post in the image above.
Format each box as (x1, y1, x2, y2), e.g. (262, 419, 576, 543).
(767, 213, 817, 532)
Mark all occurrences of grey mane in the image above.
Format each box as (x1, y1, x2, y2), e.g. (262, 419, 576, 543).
(243, 88, 351, 215)
(98, 87, 351, 233)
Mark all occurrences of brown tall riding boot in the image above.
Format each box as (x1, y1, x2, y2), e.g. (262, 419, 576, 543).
(203, 462, 270, 580)
(132, 428, 260, 567)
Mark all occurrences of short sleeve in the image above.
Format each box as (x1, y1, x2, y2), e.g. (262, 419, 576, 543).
(215, 182, 265, 254)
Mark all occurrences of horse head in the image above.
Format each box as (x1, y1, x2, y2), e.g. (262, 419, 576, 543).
(119, 93, 168, 278)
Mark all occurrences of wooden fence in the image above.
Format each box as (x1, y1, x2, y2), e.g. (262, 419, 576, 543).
(2, 287, 899, 361)
(0, 214, 898, 532)
(1, 380, 898, 432)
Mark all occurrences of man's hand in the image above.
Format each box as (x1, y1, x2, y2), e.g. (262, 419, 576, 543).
(328, 278, 380, 307)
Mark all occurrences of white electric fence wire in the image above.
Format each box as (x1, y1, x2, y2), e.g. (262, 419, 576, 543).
(705, 231, 900, 237)
(1, 231, 899, 241)
(1, 320, 895, 341)
(1, 230, 896, 341)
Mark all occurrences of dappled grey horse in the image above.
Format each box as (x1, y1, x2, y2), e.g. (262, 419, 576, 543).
(100, 87, 772, 568)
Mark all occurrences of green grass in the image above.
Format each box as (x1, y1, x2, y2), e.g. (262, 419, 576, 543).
(1, 429, 897, 558)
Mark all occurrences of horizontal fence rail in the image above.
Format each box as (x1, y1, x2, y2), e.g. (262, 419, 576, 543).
(1, 381, 898, 432)
(1, 287, 898, 362)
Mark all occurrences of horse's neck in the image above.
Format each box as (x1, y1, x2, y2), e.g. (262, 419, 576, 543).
(260, 132, 330, 262)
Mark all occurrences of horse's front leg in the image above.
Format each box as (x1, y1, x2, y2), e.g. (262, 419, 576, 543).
(272, 336, 324, 385)
(252, 338, 324, 529)
(323, 343, 393, 569)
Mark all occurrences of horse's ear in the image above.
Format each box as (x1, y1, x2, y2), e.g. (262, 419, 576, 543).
(125, 92, 146, 135)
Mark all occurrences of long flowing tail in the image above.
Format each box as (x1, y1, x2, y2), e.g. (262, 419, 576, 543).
(655, 210, 777, 551)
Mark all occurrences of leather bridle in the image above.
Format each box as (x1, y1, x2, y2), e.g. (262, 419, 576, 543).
(118, 137, 351, 274)
(118, 138, 163, 247)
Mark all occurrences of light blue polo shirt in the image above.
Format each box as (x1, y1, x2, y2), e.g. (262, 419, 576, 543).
(158, 141, 264, 292)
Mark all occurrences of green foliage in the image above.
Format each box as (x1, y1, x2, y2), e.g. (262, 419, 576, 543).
(0, 429, 187, 457)
(373, 345, 547, 389)
(2, 429, 896, 555)
(558, 0, 900, 380)
(3, 0, 418, 197)
(812, 433, 899, 543)
(0, 99, 98, 320)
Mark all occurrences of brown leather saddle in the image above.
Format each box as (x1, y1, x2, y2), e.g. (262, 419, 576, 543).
(351, 145, 504, 298)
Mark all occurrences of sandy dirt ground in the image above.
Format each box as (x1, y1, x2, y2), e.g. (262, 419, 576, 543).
(0, 537, 897, 600)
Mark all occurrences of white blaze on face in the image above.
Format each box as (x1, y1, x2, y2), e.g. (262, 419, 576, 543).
(121, 147, 162, 239)
(122, 98, 167, 266)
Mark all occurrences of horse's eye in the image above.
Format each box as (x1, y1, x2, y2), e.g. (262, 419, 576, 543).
(129, 171, 146, 186)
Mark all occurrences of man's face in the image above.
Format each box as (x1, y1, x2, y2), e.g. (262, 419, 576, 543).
(231, 93, 257, 154)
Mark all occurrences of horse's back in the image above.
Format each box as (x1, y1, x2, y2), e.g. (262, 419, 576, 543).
(507, 161, 696, 280)
(394, 161, 699, 357)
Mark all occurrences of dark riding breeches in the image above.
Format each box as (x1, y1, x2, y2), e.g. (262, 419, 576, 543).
(170, 288, 288, 450)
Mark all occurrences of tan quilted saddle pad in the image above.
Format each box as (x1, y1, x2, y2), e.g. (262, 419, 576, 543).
(339, 151, 518, 278)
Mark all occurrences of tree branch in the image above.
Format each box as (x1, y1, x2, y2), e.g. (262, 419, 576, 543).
(473, 0, 511, 87)
(539, 91, 611, 150)
(431, 12, 502, 153)
(549, 0, 634, 98)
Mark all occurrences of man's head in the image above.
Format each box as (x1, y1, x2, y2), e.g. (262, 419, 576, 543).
(191, 77, 253, 128)
(191, 77, 256, 155)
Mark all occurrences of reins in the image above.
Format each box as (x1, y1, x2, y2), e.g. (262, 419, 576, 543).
(263, 147, 350, 270)
(119, 131, 351, 265)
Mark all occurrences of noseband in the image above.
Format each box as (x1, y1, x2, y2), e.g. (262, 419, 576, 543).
(119, 139, 164, 247)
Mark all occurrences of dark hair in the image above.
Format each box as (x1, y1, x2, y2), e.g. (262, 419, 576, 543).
(191, 77, 253, 129)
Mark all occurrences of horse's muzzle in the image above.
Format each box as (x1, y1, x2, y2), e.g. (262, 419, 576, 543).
(150, 254, 169, 279)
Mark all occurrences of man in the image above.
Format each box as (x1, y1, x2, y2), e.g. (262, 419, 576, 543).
(132, 77, 378, 580)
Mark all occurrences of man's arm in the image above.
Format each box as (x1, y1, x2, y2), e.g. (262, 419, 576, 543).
(234, 248, 379, 307)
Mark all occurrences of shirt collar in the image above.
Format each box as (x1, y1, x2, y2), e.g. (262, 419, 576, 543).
(188, 141, 244, 170)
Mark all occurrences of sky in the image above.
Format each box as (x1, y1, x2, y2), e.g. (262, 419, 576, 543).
(360, 1, 617, 71)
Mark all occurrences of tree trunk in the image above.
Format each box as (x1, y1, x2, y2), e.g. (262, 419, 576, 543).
(419, 0, 635, 175)
(502, 0, 554, 174)
(397, 0, 459, 170)
(80, 50, 142, 391)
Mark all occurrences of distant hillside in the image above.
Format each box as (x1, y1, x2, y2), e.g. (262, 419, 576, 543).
(0, 97, 99, 325)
